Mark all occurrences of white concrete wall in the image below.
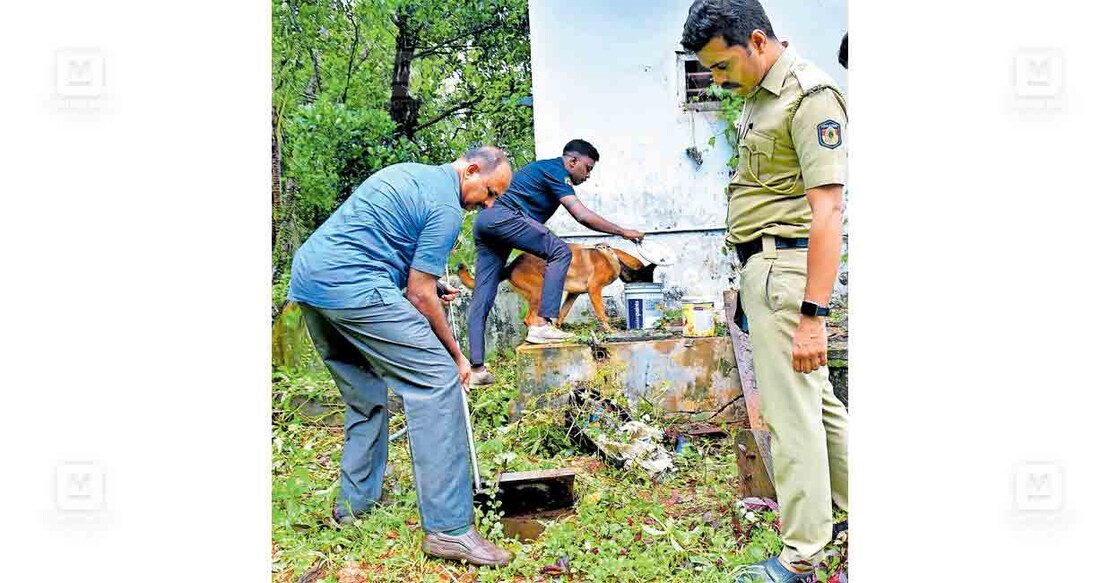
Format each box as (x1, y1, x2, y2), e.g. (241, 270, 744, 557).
(525, 0, 848, 322)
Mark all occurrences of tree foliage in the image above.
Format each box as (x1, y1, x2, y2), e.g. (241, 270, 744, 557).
(272, 0, 534, 290)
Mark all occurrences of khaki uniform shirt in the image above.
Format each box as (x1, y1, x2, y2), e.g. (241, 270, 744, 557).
(726, 44, 848, 244)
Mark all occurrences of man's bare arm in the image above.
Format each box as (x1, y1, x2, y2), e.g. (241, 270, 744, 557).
(792, 184, 843, 374)
(561, 196, 644, 242)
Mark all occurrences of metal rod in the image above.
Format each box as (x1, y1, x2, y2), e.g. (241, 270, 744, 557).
(460, 387, 482, 492)
(554, 225, 726, 238)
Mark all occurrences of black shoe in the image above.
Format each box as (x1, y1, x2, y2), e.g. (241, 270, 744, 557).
(735, 557, 812, 582)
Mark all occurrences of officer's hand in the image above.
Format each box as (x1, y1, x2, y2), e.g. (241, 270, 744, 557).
(792, 315, 828, 373)
(456, 354, 472, 391)
(439, 283, 460, 305)
(622, 229, 645, 244)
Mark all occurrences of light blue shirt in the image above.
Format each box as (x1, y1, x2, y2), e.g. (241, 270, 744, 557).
(289, 163, 463, 308)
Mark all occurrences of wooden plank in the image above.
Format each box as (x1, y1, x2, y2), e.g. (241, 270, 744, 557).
(735, 429, 777, 500)
(724, 289, 777, 499)
(723, 289, 766, 430)
(496, 468, 577, 483)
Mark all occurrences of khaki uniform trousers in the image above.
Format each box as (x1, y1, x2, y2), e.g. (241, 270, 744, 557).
(738, 235, 849, 568)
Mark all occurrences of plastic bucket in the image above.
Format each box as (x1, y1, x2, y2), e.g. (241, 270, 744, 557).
(682, 296, 716, 337)
(624, 282, 665, 330)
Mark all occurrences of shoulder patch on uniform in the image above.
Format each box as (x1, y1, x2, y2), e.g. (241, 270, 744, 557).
(817, 120, 842, 149)
(792, 62, 833, 94)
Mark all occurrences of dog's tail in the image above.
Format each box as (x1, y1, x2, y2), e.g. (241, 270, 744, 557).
(456, 261, 516, 290)
(456, 263, 476, 289)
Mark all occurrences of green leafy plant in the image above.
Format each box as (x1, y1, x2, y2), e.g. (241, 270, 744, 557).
(271, 352, 843, 582)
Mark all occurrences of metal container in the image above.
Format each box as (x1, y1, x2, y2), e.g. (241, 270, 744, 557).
(682, 296, 716, 337)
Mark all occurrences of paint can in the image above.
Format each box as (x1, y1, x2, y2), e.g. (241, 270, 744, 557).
(623, 282, 665, 330)
(682, 296, 716, 337)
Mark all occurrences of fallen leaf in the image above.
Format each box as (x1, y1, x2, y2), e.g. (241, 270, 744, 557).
(739, 497, 779, 512)
(386, 530, 399, 540)
(296, 560, 326, 583)
(539, 555, 572, 577)
(335, 562, 368, 583)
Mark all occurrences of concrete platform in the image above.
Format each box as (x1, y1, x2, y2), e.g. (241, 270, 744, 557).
(516, 332, 849, 422)
(516, 335, 749, 420)
(273, 302, 848, 426)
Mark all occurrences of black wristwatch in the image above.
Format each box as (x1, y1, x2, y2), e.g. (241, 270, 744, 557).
(800, 300, 830, 317)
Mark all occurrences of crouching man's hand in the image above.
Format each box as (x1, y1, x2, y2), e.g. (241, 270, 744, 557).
(456, 354, 472, 391)
(436, 282, 460, 305)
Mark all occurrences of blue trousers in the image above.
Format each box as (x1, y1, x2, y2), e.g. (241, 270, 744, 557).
(300, 298, 473, 533)
(467, 206, 572, 366)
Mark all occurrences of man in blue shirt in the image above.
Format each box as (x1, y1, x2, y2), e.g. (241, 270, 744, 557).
(289, 146, 515, 567)
(467, 139, 644, 385)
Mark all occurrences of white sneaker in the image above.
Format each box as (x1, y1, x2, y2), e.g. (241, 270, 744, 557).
(525, 324, 576, 344)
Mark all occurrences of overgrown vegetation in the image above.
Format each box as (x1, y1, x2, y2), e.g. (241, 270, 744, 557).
(272, 0, 535, 317)
(272, 354, 847, 582)
(271, 6, 850, 580)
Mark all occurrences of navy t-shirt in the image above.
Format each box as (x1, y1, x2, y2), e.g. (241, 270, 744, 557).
(495, 157, 576, 224)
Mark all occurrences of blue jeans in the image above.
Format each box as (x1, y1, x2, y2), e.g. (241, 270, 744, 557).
(300, 297, 473, 533)
(467, 205, 572, 366)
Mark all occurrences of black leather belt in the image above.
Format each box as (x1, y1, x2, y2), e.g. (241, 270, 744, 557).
(735, 236, 809, 264)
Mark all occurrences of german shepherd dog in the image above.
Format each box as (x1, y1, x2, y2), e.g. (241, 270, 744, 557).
(458, 243, 656, 331)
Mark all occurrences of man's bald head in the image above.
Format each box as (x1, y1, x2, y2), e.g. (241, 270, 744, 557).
(455, 146, 513, 211)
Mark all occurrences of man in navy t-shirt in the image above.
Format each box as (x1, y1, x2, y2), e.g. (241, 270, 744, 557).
(467, 139, 644, 385)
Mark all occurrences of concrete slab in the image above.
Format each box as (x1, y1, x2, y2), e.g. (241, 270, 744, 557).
(516, 335, 748, 420)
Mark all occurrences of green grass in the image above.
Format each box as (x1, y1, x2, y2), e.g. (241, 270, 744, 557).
(272, 355, 847, 582)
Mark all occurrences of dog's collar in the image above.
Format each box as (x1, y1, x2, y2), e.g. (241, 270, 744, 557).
(592, 243, 622, 273)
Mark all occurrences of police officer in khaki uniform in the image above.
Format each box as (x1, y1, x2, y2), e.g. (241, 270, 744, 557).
(682, 1, 849, 581)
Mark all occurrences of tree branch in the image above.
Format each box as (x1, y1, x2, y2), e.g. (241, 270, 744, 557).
(287, 1, 320, 102)
(413, 45, 474, 59)
(412, 19, 505, 59)
(340, 0, 360, 104)
(413, 95, 483, 134)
